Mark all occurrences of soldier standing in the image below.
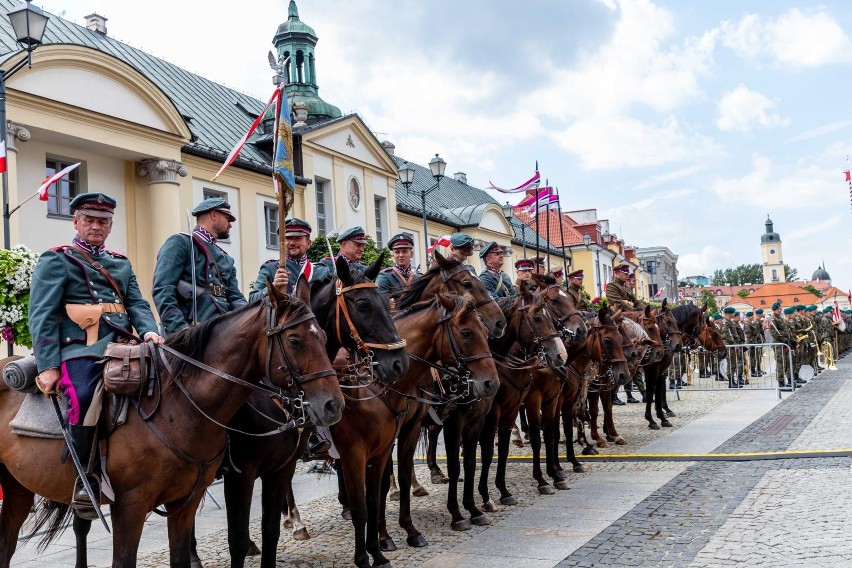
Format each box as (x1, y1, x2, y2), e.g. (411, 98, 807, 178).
(376, 233, 421, 305)
(30, 193, 164, 518)
(566, 269, 591, 311)
(719, 307, 744, 388)
(152, 197, 247, 335)
(249, 218, 328, 301)
(479, 241, 515, 301)
(769, 302, 799, 389)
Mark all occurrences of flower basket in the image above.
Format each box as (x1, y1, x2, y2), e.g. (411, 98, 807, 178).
(0, 245, 39, 349)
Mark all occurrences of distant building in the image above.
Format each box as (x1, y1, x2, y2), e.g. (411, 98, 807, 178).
(683, 275, 710, 286)
(761, 216, 786, 283)
(635, 247, 679, 303)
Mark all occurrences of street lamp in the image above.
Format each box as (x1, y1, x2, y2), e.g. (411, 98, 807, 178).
(582, 234, 591, 249)
(2, 1, 50, 250)
(398, 154, 447, 264)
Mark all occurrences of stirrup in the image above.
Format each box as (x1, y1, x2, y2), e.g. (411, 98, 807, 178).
(71, 474, 101, 520)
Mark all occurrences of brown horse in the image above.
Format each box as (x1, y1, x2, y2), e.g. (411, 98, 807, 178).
(642, 299, 686, 429)
(334, 293, 498, 568)
(0, 279, 342, 568)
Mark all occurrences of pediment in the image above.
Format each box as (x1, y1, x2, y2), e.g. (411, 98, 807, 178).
(304, 117, 396, 173)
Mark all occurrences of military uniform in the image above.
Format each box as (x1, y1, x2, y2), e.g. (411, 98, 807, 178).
(376, 233, 421, 298)
(478, 240, 514, 301)
(606, 265, 646, 311)
(769, 305, 796, 385)
(317, 225, 369, 276)
(566, 269, 590, 311)
(513, 258, 536, 292)
(719, 308, 744, 387)
(250, 256, 329, 301)
(744, 312, 764, 377)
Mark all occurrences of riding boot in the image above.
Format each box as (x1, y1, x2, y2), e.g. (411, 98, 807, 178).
(69, 425, 101, 520)
(640, 390, 646, 403)
(612, 389, 626, 406)
(307, 431, 332, 459)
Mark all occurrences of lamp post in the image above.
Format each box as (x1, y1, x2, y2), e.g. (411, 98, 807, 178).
(1, 1, 49, 250)
(583, 233, 602, 296)
(397, 154, 446, 266)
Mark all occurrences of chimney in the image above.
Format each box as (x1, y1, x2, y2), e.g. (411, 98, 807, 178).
(85, 13, 108, 35)
(453, 171, 467, 184)
(380, 140, 395, 155)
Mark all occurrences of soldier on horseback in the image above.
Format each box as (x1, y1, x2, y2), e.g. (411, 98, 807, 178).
(319, 225, 369, 273)
(376, 233, 421, 302)
(446, 232, 476, 273)
(479, 241, 515, 301)
(30, 193, 165, 519)
(566, 269, 591, 311)
(606, 264, 646, 311)
(249, 217, 328, 301)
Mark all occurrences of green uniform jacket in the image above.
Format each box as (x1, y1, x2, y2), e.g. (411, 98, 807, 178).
(376, 266, 422, 297)
(567, 283, 590, 311)
(720, 318, 739, 345)
(249, 258, 330, 302)
(152, 232, 246, 335)
(769, 315, 794, 347)
(317, 256, 367, 280)
(605, 279, 645, 311)
(817, 315, 834, 344)
(29, 244, 159, 373)
(479, 270, 516, 301)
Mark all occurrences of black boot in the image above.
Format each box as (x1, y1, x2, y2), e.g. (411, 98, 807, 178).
(625, 391, 640, 403)
(612, 390, 626, 406)
(69, 425, 100, 520)
(307, 431, 332, 459)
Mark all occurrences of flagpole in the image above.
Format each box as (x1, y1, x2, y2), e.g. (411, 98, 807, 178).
(546, 193, 552, 272)
(556, 186, 568, 278)
(6, 190, 41, 217)
(535, 179, 542, 264)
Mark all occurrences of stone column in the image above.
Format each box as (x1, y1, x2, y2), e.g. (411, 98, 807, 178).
(6, 121, 31, 244)
(136, 158, 188, 252)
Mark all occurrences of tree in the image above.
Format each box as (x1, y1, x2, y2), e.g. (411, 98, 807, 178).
(737, 289, 750, 298)
(710, 263, 763, 286)
(700, 290, 719, 314)
(307, 235, 392, 268)
(803, 284, 823, 298)
(784, 264, 798, 282)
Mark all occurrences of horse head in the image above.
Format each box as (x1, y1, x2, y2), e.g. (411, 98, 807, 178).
(515, 282, 568, 367)
(699, 316, 727, 358)
(266, 276, 344, 426)
(639, 305, 665, 363)
(655, 298, 684, 353)
(436, 292, 500, 399)
(588, 306, 630, 385)
(311, 254, 409, 385)
(532, 273, 588, 345)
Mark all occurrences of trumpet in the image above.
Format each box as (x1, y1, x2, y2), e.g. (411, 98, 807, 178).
(818, 341, 837, 371)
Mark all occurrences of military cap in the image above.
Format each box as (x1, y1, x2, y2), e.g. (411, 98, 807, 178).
(711, 313, 723, 320)
(69, 192, 117, 218)
(284, 217, 312, 236)
(567, 269, 584, 279)
(515, 258, 535, 271)
(796, 304, 805, 311)
(783, 307, 795, 315)
(613, 264, 631, 275)
(723, 306, 736, 314)
(746, 311, 754, 317)
(533, 256, 546, 265)
(822, 306, 833, 313)
(192, 197, 236, 221)
(387, 233, 414, 249)
(336, 226, 368, 244)
(771, 300, 782, 311)
(627, 272, 636, 281)
(550, 267, 564, 278)
(805, 305, 817, 312)
(449, 232, 474, 248)
(479, 241, 501, 259)
(755, 309, 764, 315)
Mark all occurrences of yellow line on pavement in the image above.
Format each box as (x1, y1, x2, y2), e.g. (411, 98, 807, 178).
(424, 448, 852, 462)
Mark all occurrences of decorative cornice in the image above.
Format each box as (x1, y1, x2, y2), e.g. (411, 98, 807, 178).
(136, 159, 189, 186)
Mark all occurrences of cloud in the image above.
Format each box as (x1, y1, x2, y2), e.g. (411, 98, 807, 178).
(720, 8, 852, 68)
(716, 86, 789, 132)
(786, 120, 852, 143)
(786, 215, 841, 241)
(631, 164, 708, 191)
(677, 246, 733, 277)
(711, 154, 845, 208)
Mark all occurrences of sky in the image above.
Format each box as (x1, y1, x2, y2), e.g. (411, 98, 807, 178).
(34, 0, 852, 289)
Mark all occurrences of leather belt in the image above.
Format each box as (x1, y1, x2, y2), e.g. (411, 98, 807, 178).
(100, 303, 127, 314)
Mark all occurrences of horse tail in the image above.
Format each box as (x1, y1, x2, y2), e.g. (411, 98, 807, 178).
(26, 499, 73, 551)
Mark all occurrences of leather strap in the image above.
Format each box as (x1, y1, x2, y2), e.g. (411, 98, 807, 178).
(71, 245, 124, 303)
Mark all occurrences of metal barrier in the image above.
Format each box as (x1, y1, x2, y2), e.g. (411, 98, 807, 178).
(665, 343, 797, 400)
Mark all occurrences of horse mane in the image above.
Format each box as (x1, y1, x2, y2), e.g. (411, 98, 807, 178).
(397, 256, 463, 310)
(670, 304, 700, 327)
(394, 293, 474, 322)
(619, 318, 649, 342)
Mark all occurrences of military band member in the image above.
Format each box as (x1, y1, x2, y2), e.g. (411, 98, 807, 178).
(376, 233, 421, 301)
(769, 302, 798, 388)
(30, 193, 165, 518)
(250, 218, 328, 301)
(479, 241, 515, 301)
(606, 264, 646, 311)
(447, 232, 477, 274)
(566, 269, 591, 311)
(719, 307, 744, 388)
(153, 197, 247, 335)
(744, 310, 764, 377)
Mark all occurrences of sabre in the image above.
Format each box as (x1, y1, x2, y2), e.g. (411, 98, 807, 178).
(50, 395, 110, 533)
(186, 210, 198, 326)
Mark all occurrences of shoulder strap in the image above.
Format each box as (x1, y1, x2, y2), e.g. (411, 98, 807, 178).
(71, 245, 125, 303)
(186, 233, 224, 284)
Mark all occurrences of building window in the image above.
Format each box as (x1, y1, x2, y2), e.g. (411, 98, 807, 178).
(772, 269, 778, 282)
(45, 158, 81, 218)
(203, 188, 227, 201)
(315, 179, 332, 235)
(264, 203, 279, 250)
(374, 197, 385, 248)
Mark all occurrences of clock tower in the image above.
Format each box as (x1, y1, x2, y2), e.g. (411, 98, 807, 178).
(761, 216, 785, 283)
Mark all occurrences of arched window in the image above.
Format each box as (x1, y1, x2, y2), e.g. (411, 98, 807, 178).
(308, 53, 315, 84)
(296, 50, 305, 83)
(282, 51, 291, 83)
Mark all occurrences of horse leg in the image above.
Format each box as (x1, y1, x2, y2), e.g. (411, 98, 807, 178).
(259, 474, 286, 568)
(657, 373, 672, 427)
(442, 415, 468, 531)
(110, 497, 148, 568)
(461, 421, 487, 526)
(378, 455, 397, 552)
(365, 454, 391, 568)
(167, 495, 207, 568)
(587, 390, 607, 448)
(396, 424, 427, 548)
(411, 465, 428, 497)
(0, 473, 35, 568)
(224, 469, 257, 568)
(281, 459, 309, 540)
(73, 516, 93, 568)
(603, 389, 626, 445)
(477, 411, 498, 512)
(340, 452, 371, 568)
(336, 458, 352, 520)
(527, 403, 553, 495)
(544, 404, 568, 488)
(645, 367, 660, 429)
(426, 422, 447, 485)
(495, 417, 516, 505)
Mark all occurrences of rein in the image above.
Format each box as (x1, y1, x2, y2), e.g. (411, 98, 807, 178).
(335, 279, 407, 356)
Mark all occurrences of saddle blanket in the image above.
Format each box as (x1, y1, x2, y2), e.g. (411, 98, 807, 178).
(9, 394, 129, 439)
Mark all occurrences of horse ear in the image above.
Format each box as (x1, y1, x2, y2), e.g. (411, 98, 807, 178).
(611, 308, 623, 321)
(661, 298, 668, 310)
(433, 250, 448, 266)
(644, 305, 651, 317)
(266, 277, 289, 311)
(365, 251, 385, 281)
(294, 274, 311, 306)
(336, 256, 353, 286)
(599, 306, 609, 323)
(519, 279, 532, 300)
(437, 292, 456, 313)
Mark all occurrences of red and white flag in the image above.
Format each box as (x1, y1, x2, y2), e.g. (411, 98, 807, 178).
(655, 286, 666, 298)
(844, 156, 852, 212)
(833, 300, 841, 323)
(38, 163, 81, 201)
(515, 187, 553, 209)
(488, 170, 541, 194)
(427, 235, 452, 255)
(0, 141, 6, 174)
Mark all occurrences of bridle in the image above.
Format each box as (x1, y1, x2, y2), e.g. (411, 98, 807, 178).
(587, 321, 628, 384)
(543, 284, 588, 340)
(439, 264, 496, 312)
(657, 311, 684, 350)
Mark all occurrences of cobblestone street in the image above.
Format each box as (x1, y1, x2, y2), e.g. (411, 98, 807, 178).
(10, 357, 851, 567)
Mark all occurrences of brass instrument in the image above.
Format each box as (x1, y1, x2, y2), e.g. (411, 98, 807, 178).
(818, 341, 837, 371)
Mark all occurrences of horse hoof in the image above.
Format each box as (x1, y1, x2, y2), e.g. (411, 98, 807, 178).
(451, 519, 472, 531)
(554, 480, 570, 491)
(431, 473, 449, 484)
(482, 500, 497, 513)
(373, 559, 392, 568)
(596, 440, 609, 449)
(614, 437, 627, 445)
(342, 509, 353, 521)
(283, 518, 294, 529)
(292, 528, 310, 541)
(555, 469, 568, 480)
(190, 558, 204, 568)
(648, 423, 661, 430)
(380, 537, 397, 552)
(499, 495, 517, 506)
(413, 487, 430, 497)
(388, 490, 400, 501)
(247, 540, 261, 556)
(666, 410, 676, 418)
(471, 514, 491, 526)
(406, 534, 428, 548)
(582, 446, 599, 456)
(573, 464, 587, 473)
(538, 485, 555, 495)
(661, 420, 673, 428)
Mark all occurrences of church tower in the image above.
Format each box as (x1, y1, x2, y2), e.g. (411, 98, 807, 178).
(761, 216, 785, 283)
(272, 0, 341, 124)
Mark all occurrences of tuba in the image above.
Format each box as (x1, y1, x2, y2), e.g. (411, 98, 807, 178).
(818, 341, 837, 371)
